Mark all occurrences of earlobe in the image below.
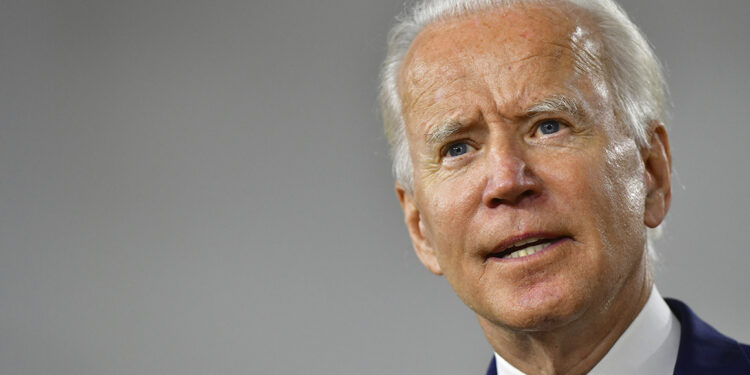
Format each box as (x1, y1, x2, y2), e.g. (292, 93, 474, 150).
(643, 122, 672, 228)
(396, 184, 443, 275)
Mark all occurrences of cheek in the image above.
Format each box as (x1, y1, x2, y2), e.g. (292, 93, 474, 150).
(421, 167, 484, 229)
(535, 147, 640, 243)
(583, 141, 648, 268)
(417, 171, 486, 264)
(535, 152, 598, 212)
(602, 142, 647, 220)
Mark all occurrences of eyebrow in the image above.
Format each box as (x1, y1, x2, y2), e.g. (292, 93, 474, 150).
(424, 96, 584, 145)
(524, 96, 582, 118)
(425, 121, 464, 145)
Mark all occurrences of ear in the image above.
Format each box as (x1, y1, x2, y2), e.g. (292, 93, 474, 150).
(642, 122, 672, 228)
(396, 183, 443, 275)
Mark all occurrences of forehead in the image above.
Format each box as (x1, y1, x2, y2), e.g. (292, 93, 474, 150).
(398, 4, 605, 118)
(406, 5, 579, 69)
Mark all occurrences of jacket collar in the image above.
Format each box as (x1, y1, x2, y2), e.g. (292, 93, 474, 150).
(486, 298, 750, 375)
(666, 298, 750, 375)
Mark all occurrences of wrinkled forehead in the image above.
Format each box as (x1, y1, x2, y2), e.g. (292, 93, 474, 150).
(398, 4, 606, 104)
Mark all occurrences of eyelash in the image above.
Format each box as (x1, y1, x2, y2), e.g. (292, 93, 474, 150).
(532, 119, 569, 137)
(441, 140, 474, 158)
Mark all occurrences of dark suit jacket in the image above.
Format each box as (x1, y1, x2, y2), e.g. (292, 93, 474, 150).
(485, 298, 750, 374)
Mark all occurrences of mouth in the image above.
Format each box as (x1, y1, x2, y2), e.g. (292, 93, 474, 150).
(488, 235, 570, 260)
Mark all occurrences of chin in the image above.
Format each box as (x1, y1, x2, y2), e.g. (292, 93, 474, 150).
(479, 281, 591, 332)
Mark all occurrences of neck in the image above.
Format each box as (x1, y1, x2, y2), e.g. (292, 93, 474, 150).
(479, 261, 653, 375)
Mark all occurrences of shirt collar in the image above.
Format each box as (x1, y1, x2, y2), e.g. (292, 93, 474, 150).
(494, 286, 681, 375)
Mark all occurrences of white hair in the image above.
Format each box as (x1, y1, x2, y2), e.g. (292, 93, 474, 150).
(378, 0, 668, 262)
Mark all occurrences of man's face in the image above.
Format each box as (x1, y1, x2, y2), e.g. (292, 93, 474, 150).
(397, 6, 670, 331)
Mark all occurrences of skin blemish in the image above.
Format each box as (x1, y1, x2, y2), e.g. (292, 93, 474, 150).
(434, 87, 448, 102)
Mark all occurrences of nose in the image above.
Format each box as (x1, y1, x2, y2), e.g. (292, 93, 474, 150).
(481, 145, 542, 208)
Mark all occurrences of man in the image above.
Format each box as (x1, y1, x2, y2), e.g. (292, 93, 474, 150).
(378, 0, 750, 374)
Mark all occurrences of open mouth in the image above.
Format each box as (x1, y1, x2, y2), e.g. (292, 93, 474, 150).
(488, 236, 568, 260)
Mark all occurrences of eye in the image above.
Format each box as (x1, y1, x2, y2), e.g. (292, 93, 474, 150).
(445, 142, 471, 157)
(537, 120, 563, 135)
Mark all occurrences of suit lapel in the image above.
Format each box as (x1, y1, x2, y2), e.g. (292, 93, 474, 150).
(484, 299, 750, 374)
(485, 356, 497, 375)
(666, 298, 750, 375)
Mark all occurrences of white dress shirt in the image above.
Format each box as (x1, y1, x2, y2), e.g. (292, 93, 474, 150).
(494, 286, 681, 374)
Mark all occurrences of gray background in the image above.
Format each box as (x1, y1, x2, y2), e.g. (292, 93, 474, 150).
(1, 0, 748, 374)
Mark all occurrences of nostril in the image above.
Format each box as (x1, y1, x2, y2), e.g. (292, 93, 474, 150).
(520, 189, 536, 199)
(515, 189, 539, 204)
(489, 197, 502, 208)
(487, 189, 537, 208)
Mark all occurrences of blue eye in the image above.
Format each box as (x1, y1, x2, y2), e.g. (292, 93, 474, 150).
(538, 120, 561, 135)
(447, 142, 469, 157)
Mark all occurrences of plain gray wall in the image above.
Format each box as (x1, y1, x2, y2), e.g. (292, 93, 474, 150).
(1, 0, 747, 374)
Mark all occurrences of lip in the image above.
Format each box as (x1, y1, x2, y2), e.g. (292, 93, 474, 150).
(485, 233, 571, 262)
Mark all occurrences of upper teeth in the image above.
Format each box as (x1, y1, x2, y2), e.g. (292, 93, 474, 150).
(511, 237, 542, 248)
(504, 237, 551, 259)
(506, 243, 547, 258)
